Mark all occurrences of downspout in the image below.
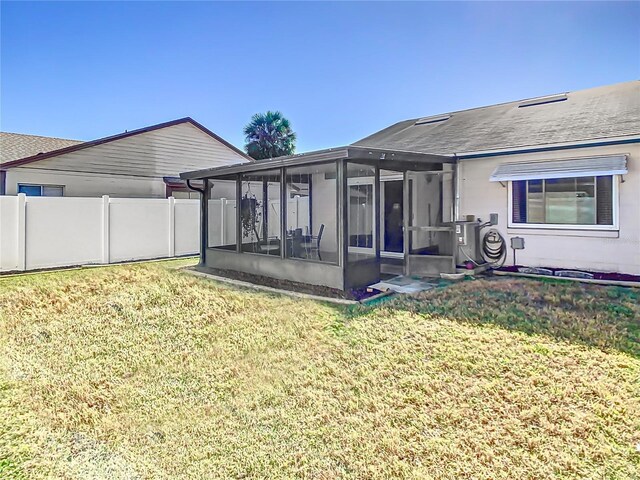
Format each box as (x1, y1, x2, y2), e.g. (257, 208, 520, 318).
(453, 154, 460, 221)
(187, 179, 207, 266)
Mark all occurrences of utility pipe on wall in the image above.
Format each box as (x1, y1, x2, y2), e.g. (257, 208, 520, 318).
(453, 156, 460, 221)
(187, 179, 207, 266)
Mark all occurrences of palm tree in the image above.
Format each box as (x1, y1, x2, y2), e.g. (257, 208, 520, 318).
(243, 111, 296, 160)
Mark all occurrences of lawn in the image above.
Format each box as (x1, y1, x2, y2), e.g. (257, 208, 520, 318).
(1, 260, 638, 479)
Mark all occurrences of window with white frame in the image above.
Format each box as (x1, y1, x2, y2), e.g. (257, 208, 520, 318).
(511, 175, 614, 227)
(17, 184, 64, 196)
(491, 155, 626, 230)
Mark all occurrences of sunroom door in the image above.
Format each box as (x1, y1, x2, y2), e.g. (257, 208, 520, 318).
(380, 174, 404, 258)
(347, 178, 376, 256)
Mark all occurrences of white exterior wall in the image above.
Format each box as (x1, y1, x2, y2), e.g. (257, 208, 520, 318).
(5, 167, 167, 198)
(458, 143, 640, 275)
(311, 172, 338, 252)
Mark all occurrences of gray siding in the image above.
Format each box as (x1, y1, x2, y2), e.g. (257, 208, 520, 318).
(19, 122, 247, 177)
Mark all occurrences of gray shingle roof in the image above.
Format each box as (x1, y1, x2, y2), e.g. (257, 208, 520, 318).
(353, 81, 640, 156)
(0, 132, 83, 165)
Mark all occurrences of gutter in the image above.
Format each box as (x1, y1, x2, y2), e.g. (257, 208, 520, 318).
(458, 137, 640, 160)
(186, 179, 205, 195)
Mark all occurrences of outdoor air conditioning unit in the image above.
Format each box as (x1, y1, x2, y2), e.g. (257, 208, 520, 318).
(453, 214, 499, 267)
(453, 221, 483, 266)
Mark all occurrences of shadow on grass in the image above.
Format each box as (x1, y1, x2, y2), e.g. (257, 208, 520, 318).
(340, 276, 640, 358)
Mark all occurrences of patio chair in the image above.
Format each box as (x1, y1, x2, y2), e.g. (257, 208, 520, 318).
(258, 236, 280, 255)
(302, 224, 324, 261)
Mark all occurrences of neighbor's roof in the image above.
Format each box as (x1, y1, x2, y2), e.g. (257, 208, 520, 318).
(353, 81, 640, 156)
(0, 132, 83, 164)
(0, 117, 251, 168)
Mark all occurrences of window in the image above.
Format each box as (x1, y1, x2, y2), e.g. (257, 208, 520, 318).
(415, 114, 451, 125)
(517, 93, 567, 108)
(168, 189, 200, 199)
(17, 184, 64, 196)
(511, 176, 615, 228)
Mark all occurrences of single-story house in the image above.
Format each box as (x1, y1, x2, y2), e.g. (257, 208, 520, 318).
(181, 81, 639, 290)
(0, 117, 250, 198)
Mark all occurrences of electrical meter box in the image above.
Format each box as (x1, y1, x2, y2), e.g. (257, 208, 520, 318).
(511, 237, 525, 250)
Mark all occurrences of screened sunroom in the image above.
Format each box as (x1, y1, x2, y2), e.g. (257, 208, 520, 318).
(180, 146, 456, 291)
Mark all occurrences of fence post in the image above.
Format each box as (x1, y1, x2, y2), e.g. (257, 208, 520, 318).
(16, 193, 26, 271)
(169, 196, 175, 257)
(220, 198, 226, 245)
(101, 195, 110, 264)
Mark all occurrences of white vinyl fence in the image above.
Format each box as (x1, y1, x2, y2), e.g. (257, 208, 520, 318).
(207, 199, 237, 247)
(0, 194, 200, 272)
(206, 197, 310, 247)
(0, 194, 312, 273)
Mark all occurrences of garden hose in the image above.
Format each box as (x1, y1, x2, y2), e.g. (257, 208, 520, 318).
(482, 228, 507, 267)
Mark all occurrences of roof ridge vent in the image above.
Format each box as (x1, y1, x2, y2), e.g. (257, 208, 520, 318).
(518, 93, 567, 108)
(414, 114, 451, 125)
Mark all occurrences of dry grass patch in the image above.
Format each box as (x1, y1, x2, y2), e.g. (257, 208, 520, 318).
(1, 261, 639, 479)
(389, 276, 640, 356)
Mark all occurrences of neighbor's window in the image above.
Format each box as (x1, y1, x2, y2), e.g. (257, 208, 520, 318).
(512, 176, 614, 226)
(17, 184, 64, 196)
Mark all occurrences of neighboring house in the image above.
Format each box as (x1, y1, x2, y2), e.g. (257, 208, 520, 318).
(181, 81, 639, 290)
(0, 117, 251, 198)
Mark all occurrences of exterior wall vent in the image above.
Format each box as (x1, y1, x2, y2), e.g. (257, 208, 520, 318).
(518, 94, 568, 108)
(414, 114, 451, 125)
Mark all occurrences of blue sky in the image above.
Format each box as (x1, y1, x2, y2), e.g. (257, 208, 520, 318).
(1, 1, 639, 152)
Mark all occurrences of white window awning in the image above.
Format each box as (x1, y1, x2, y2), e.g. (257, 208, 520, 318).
(489, 155, 628, 182)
